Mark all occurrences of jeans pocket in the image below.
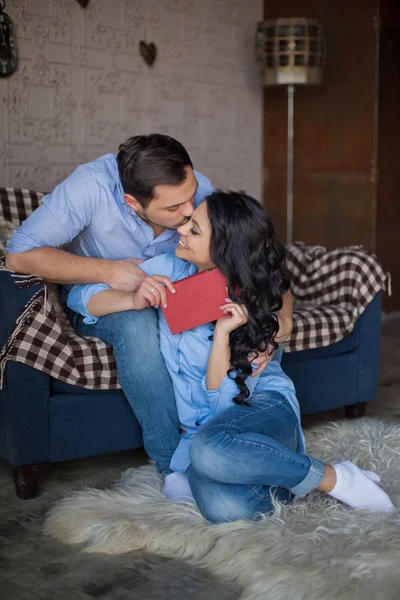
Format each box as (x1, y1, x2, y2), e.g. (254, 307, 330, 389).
(245, 484, 272, 500)
(245, 484, 293, 505)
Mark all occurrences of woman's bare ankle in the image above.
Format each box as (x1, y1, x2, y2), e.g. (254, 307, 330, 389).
(318, 464, 337, 493)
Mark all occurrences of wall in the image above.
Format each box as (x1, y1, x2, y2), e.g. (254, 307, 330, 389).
(263, 0, 378, 250)
(0, 0, 263, 199)
(262, 0, 400, 310)
(264, 0, 400, 311)
(376, 1, 400, 312)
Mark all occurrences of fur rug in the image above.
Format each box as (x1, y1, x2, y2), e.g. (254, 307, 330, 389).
(45, 418, 400, 600)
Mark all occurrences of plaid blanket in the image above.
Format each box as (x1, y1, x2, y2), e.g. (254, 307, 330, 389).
(0, 272, 119, 390)
(287, 243, 388, 351)
(0, 188, 389, 391)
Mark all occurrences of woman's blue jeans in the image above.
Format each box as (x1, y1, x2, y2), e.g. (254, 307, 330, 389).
(188, 391, 325, 523)
(67, 308, 180, 475)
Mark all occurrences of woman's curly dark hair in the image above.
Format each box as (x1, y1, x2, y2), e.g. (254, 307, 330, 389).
(206, 191, 290, 405)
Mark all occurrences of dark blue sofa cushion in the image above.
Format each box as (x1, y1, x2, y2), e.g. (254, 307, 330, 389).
(283, 317, 360, 364)
(49, 392, 143, 462)
(51, 378, 118, 394)
(283, 352, 359, 415)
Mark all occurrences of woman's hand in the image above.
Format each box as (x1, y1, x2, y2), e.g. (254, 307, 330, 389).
(214, 300, 248, 337)
(207, 300, 247, 391)
(134, 275, 176, 309)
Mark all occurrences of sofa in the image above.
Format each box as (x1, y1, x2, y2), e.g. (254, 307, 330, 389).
(0, 188, 384, 499)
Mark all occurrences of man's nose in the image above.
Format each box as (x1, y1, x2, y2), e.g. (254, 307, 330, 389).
(181, 200, 194, 218)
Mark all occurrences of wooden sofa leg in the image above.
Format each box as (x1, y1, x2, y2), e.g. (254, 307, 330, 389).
(13, 465, 39, 500)
(345, 402, 367, 420)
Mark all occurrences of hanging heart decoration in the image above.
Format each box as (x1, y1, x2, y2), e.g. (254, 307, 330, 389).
(139, 41, 157, 67)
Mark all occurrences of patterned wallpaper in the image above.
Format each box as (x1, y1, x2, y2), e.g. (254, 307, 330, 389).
(0, 0, 263, 199)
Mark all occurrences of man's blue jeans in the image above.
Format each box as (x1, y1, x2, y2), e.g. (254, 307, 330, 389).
(188, 390, 325, 523)
(67, 308, 180, 475)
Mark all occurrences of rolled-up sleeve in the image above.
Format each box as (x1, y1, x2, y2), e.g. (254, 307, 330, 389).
(67, 283, 111, 324)
(7, 165, 99, 254)
(200, 368, 260, 416)
(200, 373, 237, 415)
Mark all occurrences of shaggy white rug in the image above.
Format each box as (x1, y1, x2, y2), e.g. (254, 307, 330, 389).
(45, 418, 400, 600)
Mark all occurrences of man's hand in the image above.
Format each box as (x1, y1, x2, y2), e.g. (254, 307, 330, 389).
(276, 314, 293, 343)
(106, 258, 146, 292)
(250, 344, 276, 377)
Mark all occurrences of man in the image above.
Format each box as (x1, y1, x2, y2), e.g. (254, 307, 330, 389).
(6, 134, 293, 498)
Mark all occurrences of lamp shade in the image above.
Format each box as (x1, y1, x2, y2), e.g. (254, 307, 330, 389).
(255, 18, 326, 86)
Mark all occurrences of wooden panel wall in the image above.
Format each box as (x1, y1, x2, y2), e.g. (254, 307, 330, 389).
(376, 2, 400, 311)
(263, 0, 377, 248)
(263, 0, 400, 310)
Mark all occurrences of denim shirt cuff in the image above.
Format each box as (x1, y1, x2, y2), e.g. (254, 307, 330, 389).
(200, 373, 231, 401)
(67, 283, 111, 325)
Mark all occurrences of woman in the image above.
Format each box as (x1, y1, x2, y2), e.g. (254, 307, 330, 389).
(69, 191, 393, 523)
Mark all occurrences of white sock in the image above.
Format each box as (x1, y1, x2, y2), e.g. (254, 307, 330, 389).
(328, 461, 394, 513)
(162, 471, 194, 503)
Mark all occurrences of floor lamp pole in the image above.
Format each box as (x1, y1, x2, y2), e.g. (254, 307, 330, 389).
(286, 84, 295, 245)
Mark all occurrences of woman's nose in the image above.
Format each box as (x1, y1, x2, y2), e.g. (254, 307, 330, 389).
(177, 220, 190, 235)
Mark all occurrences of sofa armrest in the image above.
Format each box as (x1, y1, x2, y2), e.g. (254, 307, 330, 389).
(355, 291, 381, 403)
(0, 270, 43, 343)
(0, 270, 51, 467)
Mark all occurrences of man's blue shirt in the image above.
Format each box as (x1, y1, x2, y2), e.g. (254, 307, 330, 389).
(7, 153, 214, 312)
(7, 153, 214, 261)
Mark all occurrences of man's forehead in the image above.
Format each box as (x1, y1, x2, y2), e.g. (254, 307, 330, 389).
(157, 179, 198, 209)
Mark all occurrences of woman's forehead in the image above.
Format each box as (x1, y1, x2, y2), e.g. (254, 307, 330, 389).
(192, 201, 208, 223)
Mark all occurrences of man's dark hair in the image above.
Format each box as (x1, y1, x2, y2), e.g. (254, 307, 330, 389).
(117, 134, 193, 208)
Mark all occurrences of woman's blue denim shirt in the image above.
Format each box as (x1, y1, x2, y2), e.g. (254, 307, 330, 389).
(68, 253, 305, 472)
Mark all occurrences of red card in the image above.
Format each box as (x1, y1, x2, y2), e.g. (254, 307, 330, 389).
(161, 268, 229, 334)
